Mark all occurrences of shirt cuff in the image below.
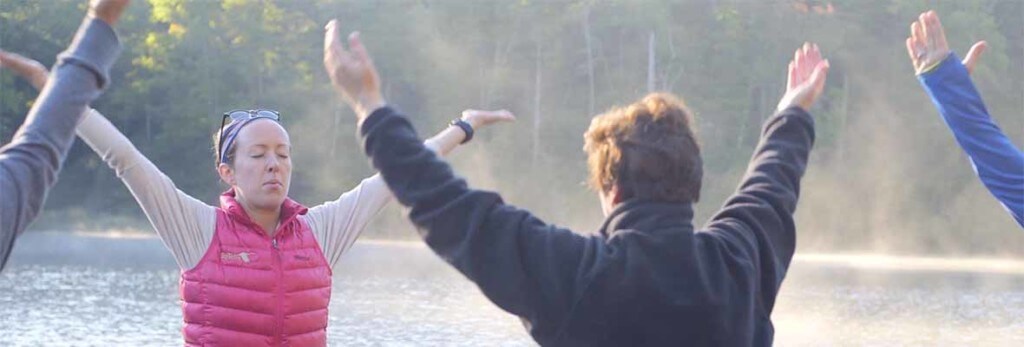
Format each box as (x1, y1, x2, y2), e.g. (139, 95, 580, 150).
(56, 16, 122, 89)
(359, 105, 395, 137)
(918, 53, 962, 79)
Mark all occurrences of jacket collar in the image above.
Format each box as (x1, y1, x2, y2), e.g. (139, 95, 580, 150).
(597, 199, 695, 238)
(219, 188, 308, 234)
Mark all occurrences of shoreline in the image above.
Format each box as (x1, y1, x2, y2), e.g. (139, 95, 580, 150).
(16, 231, 1024, 275)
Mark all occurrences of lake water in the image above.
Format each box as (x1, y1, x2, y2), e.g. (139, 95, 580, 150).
(1, 232, 1021, 346)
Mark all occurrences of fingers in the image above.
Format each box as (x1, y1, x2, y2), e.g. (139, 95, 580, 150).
(348, 31, 376, 70)
(462, 109, 518, 124)
(347, 32, 366, 60)
(963, 40, 987, 75)
(324, 20, 344, 54)
(925, 11, 948, 51)
(0, 51, 44, 73)
(806, 43, 821, 64)
(809, 59, 830, 95)
(464, 109, 512, 118)
(787, 61, 796, 91)
(0, 50, 22, 67)
(496, 109, 516, 121)
(919, 12, 933, 49)
(799, 43, 811, 79)
(323, 20, 335, 53)
(805, 43, 822, 78)
(794, 46, 805, 83)
(325, 20, 353, 62)
(911, 20, 925, 50)
(0, 51, 48, 90)
(905, 37, 918, 65)
(789, 42, 820, 88)
(89, 0, 131, 26)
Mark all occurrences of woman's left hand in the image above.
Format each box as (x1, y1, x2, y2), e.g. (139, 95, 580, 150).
(461, 109, 516, 129)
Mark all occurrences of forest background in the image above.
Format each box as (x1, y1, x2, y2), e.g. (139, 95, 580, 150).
(1, 0, 1021, 256)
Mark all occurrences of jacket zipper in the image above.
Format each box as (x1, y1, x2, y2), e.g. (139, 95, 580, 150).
(272, 235, 283, 345)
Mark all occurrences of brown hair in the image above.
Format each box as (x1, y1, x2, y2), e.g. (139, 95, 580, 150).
(212, 126, 236, 167)
(583, 93, 702, 203)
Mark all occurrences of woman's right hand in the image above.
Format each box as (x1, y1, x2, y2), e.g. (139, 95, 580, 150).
(0, 50, 48, 90)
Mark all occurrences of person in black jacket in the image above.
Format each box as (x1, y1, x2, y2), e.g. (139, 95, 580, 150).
(323, 18, 829, 346)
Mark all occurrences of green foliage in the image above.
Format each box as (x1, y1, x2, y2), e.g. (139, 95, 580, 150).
(1, 0, 1021, 255)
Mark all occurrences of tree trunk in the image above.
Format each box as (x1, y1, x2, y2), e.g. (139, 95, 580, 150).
(331, 107, 340, 158)
(533, 41, 543, 166)
(838, 73, 850, 162)
(145, 103, 153, 149)
(583, 5, 595, 116)
(647, 31, 656, 93)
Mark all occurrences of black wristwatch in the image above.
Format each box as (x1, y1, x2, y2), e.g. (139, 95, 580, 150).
(450, 118, 474, 144)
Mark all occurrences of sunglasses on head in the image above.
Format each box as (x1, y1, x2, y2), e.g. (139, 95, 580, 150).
(217, 109, 282, 164)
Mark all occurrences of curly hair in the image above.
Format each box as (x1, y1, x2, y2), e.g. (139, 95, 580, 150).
(583, 93, 703, 203)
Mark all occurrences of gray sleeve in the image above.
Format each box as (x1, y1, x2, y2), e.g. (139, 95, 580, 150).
(0, 17, 122, 271)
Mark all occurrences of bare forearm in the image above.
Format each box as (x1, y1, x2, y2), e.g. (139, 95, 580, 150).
(423, 125, 468, 157)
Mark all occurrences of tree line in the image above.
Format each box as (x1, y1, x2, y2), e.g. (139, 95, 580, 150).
(1, 0, 1021, 255)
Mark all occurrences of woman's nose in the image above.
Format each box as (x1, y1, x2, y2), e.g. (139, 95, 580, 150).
(266, 156, 279, 172)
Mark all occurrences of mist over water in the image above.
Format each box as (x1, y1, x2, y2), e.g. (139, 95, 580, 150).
(1, 233, 1022, 346)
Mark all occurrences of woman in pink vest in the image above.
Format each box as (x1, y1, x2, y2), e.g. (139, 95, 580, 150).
(1, 52, 513, 346)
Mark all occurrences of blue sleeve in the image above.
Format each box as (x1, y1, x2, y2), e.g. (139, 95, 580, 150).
(919, 53, 1024, 227)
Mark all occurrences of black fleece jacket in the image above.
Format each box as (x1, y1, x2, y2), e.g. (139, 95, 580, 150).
(360, 106, 815, 346)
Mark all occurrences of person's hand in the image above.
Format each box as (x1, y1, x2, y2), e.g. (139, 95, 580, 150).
(0, 50, 49, 90)
(88, 0, 131, 26)
(961, 41, 987, 75)
(461, 109, 516, 129)
(776, 42, 829, 113)
(324, 19, 384, 121)
(906, 11, 987, 75)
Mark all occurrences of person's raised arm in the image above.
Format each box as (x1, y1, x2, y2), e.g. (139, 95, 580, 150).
(306, 109, 515, 268)
(1, 52, 216, 270)
(906, 10, 1023, 226)
(76, 111, 217, 270)
(0, 0, 129, 271)
(703, 43, 827, 311)
(322, 19, 601, 343)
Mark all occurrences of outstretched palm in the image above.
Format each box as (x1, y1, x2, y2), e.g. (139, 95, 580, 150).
(906, 11, 987, 75)
(777, 43, 829, 112)
(323, 20, 383, 119)
(461, 109, 516, 129)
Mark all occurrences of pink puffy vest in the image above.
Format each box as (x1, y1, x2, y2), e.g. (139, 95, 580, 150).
(181, 190, 332, 346)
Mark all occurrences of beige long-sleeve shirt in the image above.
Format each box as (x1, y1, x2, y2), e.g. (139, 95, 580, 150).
(76, 109, 391, 270)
